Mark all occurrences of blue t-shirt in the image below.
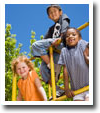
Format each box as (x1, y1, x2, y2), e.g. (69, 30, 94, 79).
(58, 40, 89, 90)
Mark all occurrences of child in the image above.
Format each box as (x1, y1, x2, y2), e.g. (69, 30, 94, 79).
(32, 4, 70, 97)
(58, 27, 89, 101)
(11, 55, 47, 101)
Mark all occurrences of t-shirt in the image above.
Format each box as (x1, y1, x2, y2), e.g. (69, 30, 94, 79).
(18, 70, 43, 101)
(58, 40, 89, 90)
(44, 14, 70, 39)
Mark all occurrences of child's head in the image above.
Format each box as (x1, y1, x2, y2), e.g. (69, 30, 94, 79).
(11, 56, 34, 78)
(47, 4, 62, 22)
(63, 27, 82, 47)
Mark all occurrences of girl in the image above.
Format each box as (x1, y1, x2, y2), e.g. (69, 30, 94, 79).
(58, 27, 89, 101)
(11, 55, 47, 101)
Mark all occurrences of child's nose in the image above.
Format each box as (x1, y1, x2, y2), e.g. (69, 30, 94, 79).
(20, 68, 24, 73)
(69, 34, 73, 38)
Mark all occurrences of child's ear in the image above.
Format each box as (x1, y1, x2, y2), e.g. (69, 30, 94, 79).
(60, 11, 62, 15)
(48, 15, 51, 19)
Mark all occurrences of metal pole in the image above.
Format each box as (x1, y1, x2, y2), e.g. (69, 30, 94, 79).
(54, 86, 89, 101)
(12, 75, 17, 101)
(49, 46, 56, 100)
(48, 84, 51, 99)
(77, 22, 89, 31)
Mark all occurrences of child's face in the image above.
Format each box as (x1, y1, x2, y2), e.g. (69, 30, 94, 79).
(66, 28, 80, 47)
(16, 62, 30, 79)
(48, 7, 62, 22)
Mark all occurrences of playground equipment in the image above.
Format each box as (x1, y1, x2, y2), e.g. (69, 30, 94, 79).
(12, 22, 89, 101)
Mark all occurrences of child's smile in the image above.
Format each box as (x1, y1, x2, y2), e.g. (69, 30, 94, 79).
(66, 29, 80, 47)
(16, 62, 30, 79)
(48, 7, 62, 22)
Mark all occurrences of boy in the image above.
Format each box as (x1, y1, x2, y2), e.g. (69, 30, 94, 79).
(32, 4, 70, 97)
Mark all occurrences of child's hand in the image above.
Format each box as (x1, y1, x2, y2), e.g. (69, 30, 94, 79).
(65, 89, 75, 98)
(83, 45, 89, 65)
(52, 38, 61, 47)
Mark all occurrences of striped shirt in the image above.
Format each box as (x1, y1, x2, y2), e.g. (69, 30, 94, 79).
(58, 40, 89, 90)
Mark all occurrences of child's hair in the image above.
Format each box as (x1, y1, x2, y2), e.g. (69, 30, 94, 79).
(47, 4, 62, 15)
(62, 27, 82, 47)
(11, 55, 34, 76)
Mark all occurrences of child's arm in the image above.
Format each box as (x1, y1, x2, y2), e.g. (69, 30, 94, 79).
(63, 65, 74, 98)
(51, 37, 62, 46)
(83, 43, 89, 65)
(51, 33, 64, 46)
(34, 77, 47, 101)
(17, 89, 22, 101)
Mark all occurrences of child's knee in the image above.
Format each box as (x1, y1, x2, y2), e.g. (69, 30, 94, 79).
(32, 42, 38, 48)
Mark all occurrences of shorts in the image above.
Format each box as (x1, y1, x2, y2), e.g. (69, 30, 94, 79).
(32, 38, 55, 57)
(73, 91, 89, 101)
(32, 38, 63, 57)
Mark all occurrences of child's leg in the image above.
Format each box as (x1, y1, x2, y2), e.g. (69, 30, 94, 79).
(41, 55, 50, 65)
(40, 61, 51, 84)
(32, 38, 54, 67)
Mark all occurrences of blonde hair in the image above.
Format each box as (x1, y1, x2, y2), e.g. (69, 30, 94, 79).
(11, 55, 34, 76)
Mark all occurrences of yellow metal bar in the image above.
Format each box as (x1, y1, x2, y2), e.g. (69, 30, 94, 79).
(49, 46, 56, 100)
(77, 22, 89, 31)
(54, 85, 89, 101)
(48, 84, 51, 99)
(12, 75, 17, 101)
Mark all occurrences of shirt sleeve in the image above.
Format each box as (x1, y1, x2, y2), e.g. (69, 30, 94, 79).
(58, 48, 65, 65)
(30, 70, 39, 82)
(80, 40, 89, 51)
(60, 14, 70, 33)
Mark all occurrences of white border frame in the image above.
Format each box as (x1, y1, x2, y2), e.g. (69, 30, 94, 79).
(0, 0, 93, 105)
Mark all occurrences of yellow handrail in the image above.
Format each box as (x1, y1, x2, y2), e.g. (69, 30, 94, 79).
(49, 46, 56, 100)
(53, 86, 89, 101)
(12, 75, 17, 101)
(77, 22, 89, 31)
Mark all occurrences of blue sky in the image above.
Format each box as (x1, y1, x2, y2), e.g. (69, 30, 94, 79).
(5, 4, 89, 56)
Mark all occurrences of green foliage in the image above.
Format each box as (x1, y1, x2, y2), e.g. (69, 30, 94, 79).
(5, 24, 23, 101)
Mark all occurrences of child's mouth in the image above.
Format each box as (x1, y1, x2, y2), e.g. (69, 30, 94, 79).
(69, 38, 75, 43)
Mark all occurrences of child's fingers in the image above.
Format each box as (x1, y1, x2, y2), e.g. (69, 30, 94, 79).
(71, 91, 75, 97)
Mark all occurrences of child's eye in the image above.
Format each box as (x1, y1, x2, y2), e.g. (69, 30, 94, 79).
(66, 35, 69, 37)
(72, 34, 76, 36)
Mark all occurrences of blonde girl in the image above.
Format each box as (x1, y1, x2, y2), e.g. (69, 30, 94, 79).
(11, 55, 47, 101)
